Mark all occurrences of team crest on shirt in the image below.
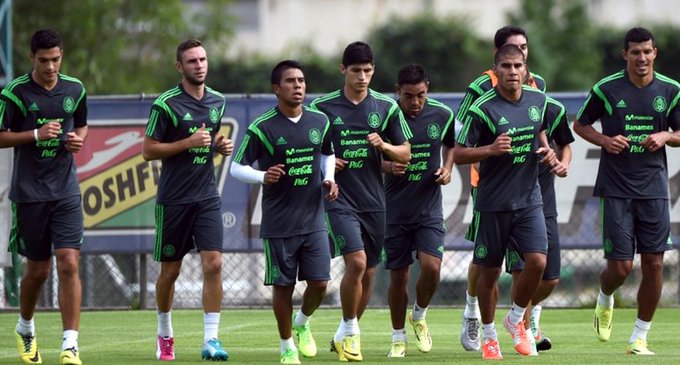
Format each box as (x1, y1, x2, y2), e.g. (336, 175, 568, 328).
(367, 112, 382, 128)
(63, 96, 75, 113)
(209, 107, 220, 123)
(653, 96, 667, 113)
(427, 123, 440, 140)
(528, 106, 541, 122)
(309, 128, 321, 145)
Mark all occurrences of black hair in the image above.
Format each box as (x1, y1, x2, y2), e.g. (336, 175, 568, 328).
(494, 26, 528, 49)
(30, 29, 62, 54)
(623, 27, 655, 50)
(342, 41, 374, 66)
(397, 64, 428, 86)
(271, 60, 304, 85)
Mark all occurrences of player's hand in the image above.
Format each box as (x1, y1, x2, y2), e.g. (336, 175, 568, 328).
(552, 160, 569, 177)
(434, 167, 451, 185)
(640, 131, 670, 152)
(264, 164, 285, 184)
(388, 161, 408, 176)
(335, 157, 348, 172)
(602, 135, 630, 154)
(536, 147, 556, 166)
(65, 132, 84, 153)
(38, 121, 62, 141)
(215, 134, 233, 156)
(324, 180, 339, 201)
(367, 132, 385, 150)
(489, 133, 512, 156)
(189, 123, 212, 147)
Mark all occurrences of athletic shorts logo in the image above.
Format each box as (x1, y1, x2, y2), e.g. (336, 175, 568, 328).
(309, 128, 321, 145)
(162, 244, 176, 257)
(653, 96, 667, 113)
(427, 123, 440, 140)
(63, 96, 75, 113)
(271, 265, 281, 280)
(474, 244, 488, 259)
(603, 239, 613, 254)
(508, 251, 520, 266)
(335, 234, 346, 249)
(209, 107, 220, 123)
(367, 112, 382, 128)
(528, 106, 541, 122)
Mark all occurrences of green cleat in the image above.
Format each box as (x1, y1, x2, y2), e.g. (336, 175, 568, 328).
(593, 304, 613, 342)
(16, 331, 42, 364)
(280, 348, 301, 364)
(292, 322, 317, 357)
(408, 312, 432, 353)
(627, 339, 655, 355)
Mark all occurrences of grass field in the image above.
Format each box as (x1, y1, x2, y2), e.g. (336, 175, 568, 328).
(1, 307, 679, 364)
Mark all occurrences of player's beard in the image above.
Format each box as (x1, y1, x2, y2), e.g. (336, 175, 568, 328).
(185, 73, 206, 86)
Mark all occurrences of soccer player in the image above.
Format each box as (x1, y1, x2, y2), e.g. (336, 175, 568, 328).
(573, 27, 680, 355)
(382, 64, 455, 358)
(0, 28, 87, 365)
(454, 44, 556, 360)
(230, 60, 338, 364)
(457, 26, 552, 353)
(310, 41, 412, 361)
(142, 39, 233, 362)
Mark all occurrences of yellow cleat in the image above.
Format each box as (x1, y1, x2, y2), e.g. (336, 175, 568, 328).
(59, 347, 82, 365)
(409, 312, 432, 353)
(593, 303, 613, 342)
(16, 331, 42, 364)
(627, 339, 655, 355)
(387, 341, 406, 358)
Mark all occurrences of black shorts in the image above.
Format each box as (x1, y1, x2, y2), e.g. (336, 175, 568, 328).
(473, 205, 547, 268)
(506, 216, 561, 280)
(326, 210, 385, 268)
(600, 197, 672, 260)
(153, 197, 223, 262)
(9, 195, 84, 261)
(263, 230, 331, 286)
(384, 218, 445, 270)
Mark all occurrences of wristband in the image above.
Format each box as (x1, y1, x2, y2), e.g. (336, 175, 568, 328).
(33, 128, 39, 142)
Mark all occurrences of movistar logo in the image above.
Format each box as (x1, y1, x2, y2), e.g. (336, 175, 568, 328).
(625, 114, 653, 121)
(183, 113, 193, 121)
(498, 117, 509, 125)
(616, 100, 627, 108)
(276, 136, 287, 145)
(333, 117, 344, 125)
(28, 103, 39, 111)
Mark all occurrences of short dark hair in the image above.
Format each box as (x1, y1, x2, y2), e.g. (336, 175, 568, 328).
(30, 29, 62, 54)
(494, 26, 528, 49)
(271, 60, 304, 85)
(494, 44, 526, 65)
(342, 41, 374, 66)
(397, 64, 428, 86)
(624, 27, 655, 50)
(176, 39, 203, 62)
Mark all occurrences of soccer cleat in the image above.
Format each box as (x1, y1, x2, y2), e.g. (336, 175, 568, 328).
(502, 313, 532, 356)
(525, 326, 538, 356)
(201, 338, 229, 361)
(593, 303, 613, 342)
(481, 337, 503, 360)
(329, 338, 347, 362)
(387, 341, 406, 358)
(627, 338, 655, 355)
(337, 335, 362, 362)
(461, 316, 481, 351)
(280, 348, 301, 364)
(156, 335, 175, 361)
(59, 347, 82, 365)
(408, 312, 432, 353)
(292, 321, 317, 357)
(16, 331, 42, 364)
(536, 337, 552, 352)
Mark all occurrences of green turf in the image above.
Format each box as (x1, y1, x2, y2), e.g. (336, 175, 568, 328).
(1, 307, 679, 364)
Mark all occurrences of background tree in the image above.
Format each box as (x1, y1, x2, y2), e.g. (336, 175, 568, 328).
(12, 0, 235, 94)
(506, 0, 601, 91)
(367, 12, 490, 93)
